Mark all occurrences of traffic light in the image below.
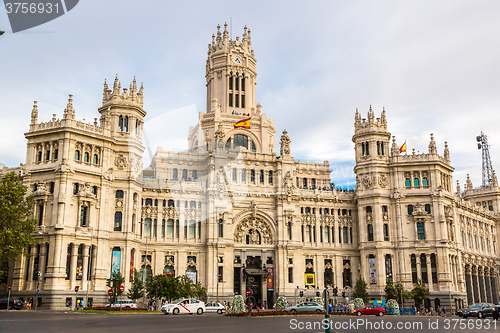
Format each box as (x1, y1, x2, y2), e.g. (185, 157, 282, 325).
(342, 292, 345, 298)
(333, 287, 338, 296)
(299, 291, 304, 297)
(316, 291, 320, 297)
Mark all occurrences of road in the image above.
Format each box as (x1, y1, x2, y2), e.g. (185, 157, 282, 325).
(0, 311, 498, 333)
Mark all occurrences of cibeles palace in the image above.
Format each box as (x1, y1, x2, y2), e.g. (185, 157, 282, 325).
(3, 24, 500, 311)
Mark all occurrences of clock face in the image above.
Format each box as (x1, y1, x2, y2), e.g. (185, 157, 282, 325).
(232, 54, 243, 64)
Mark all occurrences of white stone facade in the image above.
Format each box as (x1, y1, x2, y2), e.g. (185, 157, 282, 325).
(2, 24, 500, 311)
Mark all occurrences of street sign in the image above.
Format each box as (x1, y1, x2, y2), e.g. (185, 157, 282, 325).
(108, 289, 113, 296)
(36, 289, 39, 294)
(119, 285, 124, 292)
(74, 286, 79, 292)
(246, 288, 252, 297)
(7, 284, 11, 290)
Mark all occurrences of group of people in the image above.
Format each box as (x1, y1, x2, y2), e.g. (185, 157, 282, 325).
(328, 302, 350, 313)
(414, 305, 446, 316)
(22, 298, 33, 310)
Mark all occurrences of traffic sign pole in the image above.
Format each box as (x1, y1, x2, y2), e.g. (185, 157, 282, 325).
(108, 289, 113, 312)
(119, 286, 124, 312)
(7, 285, 11, 311)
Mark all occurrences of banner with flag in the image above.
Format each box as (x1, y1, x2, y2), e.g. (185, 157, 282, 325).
(399, 141, 407, 153)
(234, 117, 251, 129)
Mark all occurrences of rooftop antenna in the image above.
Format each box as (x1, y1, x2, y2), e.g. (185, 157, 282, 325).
(476, 131, 494, 187)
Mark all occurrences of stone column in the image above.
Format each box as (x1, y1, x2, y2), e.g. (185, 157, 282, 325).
(485, 268, 492, 303)
(39, 243, 48, 287)
(491, 273, 498, 304)
(27, 246, 37, 290)
(69, 244, 78, 289)
(479, 267, 486, 303)
(465, 265, 473, 305)
(416, 256, 421, 283)
(426, 254, 433, 291)
(472, 266, 479, 304)
(82, 244, 89, 291)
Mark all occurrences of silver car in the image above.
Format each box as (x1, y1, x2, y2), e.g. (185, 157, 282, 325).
(205, 301, 225, 314)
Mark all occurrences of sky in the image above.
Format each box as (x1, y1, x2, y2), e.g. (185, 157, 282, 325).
(1, 0, 500, 188)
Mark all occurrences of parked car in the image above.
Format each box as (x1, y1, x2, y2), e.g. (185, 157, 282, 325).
(456, 303, 495, 318)
(161, 298, 205, 315)
(0, 298, 23, 310)
(355, 304, 386, 316)
(286, 302, 324, 313)
(205, 301, 225, 314)
(104, 300, 138, 309)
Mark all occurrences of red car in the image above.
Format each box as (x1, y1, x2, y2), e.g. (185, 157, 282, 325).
(355, 304, 386, 316)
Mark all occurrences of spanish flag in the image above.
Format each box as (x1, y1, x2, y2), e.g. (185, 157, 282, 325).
(399, 141, 407, 153)
(234, 117, 251, 129)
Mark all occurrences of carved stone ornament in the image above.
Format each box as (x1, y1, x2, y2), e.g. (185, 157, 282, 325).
(217, 71, 222, 80)
(77, 183, 96, 198)
(379, 174, 388, 188)
(32, 182, 48, 196)
(214, 124, 225, 143)
(115, 199, 124, 208)
(234, 217, 273, 244)
(413, 203, 427, 216)
(115, 154, 128, 170)
(362, 176, 373, 188)
(283, 171, 294, 195)
(216, 168, 226, 192)
(279, 130, 291, 156)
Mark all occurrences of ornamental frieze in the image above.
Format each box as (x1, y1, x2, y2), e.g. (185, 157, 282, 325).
(234, 217, 273, 244)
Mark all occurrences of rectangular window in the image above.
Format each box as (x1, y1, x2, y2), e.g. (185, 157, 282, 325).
(38, 204, 44, 226)
(251, 170, 255, 182)
(232, 168, 237, 181)
(189, 221, 196, 239)
(80, 206, 87, 227)
(175, 221, 179, 238)
(422, 178, 428, 186)
(288, 267, 293, 283)
(268, 171, 273, 184)
(218, 219, 224, 238)
(235, 77, 239, 91)
(241, 95, 245, 108)
(343, 227, 348, 244)
(383, 224, 389, 241)
(241, 169, 246, 182)
(229, 93, 233, 107)
(161, 220, 166, 237)
(153, 219, 157, 237)
(324, 226, 330, 243)
(218, 266, 223, 282)
(259, 170, 264, 183)
(233, 267, 241, 295)
(287, 222, 292, 240)
(241, 77, 245, 91)
(235, 94, 239, 107)
(405, 178, 411, 187)
(166, 219, 174, 238)
(144, 218, 151, 237)
(198, 221, 201, 239)
(417, 222, 425, 240)
(229, 76, 233, 90)
(305, 225, 311, 242)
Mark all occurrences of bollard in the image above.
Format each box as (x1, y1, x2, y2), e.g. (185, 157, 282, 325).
(324, 313, 331, 333)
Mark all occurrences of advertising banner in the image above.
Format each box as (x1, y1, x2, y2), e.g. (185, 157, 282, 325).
(369, 258, 377, 284)
(305, 273, 315, 285)
(111, 249, 121, 276)
(266, 268, 274, 290)
(129, 251, 134, 282)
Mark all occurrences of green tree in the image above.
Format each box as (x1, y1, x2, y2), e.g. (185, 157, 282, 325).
(0, 172, 36, 283)
(353, 277, 369, 303)
(106, 270, 125, 306)
(192, 282, 207, 301)
(411, 279, 429, 308)
(145, 274, 181, 302)
(127, 268, 144, 302)
(178, 274, 194, 298)
(385, 279, 411, 306)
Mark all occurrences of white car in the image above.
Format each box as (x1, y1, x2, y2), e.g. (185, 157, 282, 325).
(105, 300, 137, 309)
(161, 299, 205, 315)
(205, 301, 225, 314)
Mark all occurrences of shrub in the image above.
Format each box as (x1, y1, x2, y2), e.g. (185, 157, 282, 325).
(386, 299, 400, 315)
(231, 295, 245, 314)
(353, 298, 365, 309)
(275, 296, 288, 311)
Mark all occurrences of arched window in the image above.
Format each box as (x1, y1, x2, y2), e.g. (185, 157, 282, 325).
(241, 169, 246, 182)
(305, 207, 311, 214)
(162, 200, 166, 207)
(411, 254, 417, 284)
(114, 212, 122, 231)
(163, 265, 175, 276)
(124, 116, 128, 132)
(422, 178, 429, 186)
(414, 178, 420, 186)
(367, 224, 374, 241)
(417, 222, 425, 240)
(53, 149, 58, 160)
(420, 254, 428, 283)
(182, 169, 187, 179)
(140, 265, 152, 282)
(74, 150, 80, 160)
(366, 206, 372, 214)
(172, 168, 178, 180)
(382, 205, 388, 213)
(268, 171, 273, 184)
(232, 168, 237, 181)
(424, 204, 431, 214)
(259, 170, 264, 183)
(92, 154, 98, 164)
(233, 134, 249, 149)
(250, 170, 255, 182)
(83, 152, 89, 163)
(145, 198, 152, 206)
(115, 190, 124, 198)
(383, 224, 389, 241)
(430, 254, 438, 283)
(166, 219, 174, 238)
(168, 199, 175, 207)
(251, 141, 256, 152)
(405, 178, 411, 187)
(192, 170, 197, 179)
(407, 205, 413, 215)
(190, 201, 196, 208)
(303, 178, 307, 188)
(118, 116, 123, 132)
(154, 199, 158, 206)
(45, 150, 51, 161)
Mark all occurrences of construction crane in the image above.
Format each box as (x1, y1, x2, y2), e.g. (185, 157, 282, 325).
(476, 131, 494, 187)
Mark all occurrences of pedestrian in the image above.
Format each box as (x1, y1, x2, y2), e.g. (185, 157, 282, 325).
(442, 306, 446, 317)
(437, 306, 441, 316)
(67, 299, 71, 311)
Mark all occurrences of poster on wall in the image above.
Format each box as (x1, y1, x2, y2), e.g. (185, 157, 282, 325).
(186, 271, 197, 284)
(369, 258, 377, 284)
(129, 251, 134, 282)
(111, 249, 121, 276)
(267, 268, 274, 290)
(305, 273, 315, 285)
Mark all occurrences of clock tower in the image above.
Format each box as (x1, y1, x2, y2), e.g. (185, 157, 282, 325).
(205, 23, 257, 114)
